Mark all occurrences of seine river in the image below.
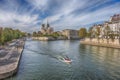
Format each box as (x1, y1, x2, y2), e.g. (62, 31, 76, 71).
(6, 40, 120, 80)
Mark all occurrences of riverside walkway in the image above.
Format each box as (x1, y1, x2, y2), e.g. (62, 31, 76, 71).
(80, 38, 120, 49)
(0, 39, 25, 79)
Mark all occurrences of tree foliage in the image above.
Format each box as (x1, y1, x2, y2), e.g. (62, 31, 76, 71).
(104, 26, 110, 38)
(87, 27, 93, 37)
(0, 28, 25, 45)
(79, 28, 87, 38)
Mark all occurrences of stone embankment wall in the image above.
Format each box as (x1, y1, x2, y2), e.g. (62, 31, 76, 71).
(80, 38, 120, 49)
(0, 40, 25, 80)
(32, 37, 55, 41)
(32, 36, 67, 41)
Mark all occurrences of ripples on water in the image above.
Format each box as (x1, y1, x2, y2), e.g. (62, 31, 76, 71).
(6, 40, 120, 80)
(25, 43, 69, 62)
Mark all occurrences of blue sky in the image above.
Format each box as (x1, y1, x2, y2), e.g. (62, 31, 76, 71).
(0, 0, 120, 32)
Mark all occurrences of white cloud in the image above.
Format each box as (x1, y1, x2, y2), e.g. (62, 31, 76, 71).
(0, 9, 40, 32)
(25, 0, 48, 11)
(45, 1, 120, 30)
(0, 0, 120, 32)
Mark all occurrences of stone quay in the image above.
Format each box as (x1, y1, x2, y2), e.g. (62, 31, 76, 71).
(0, 39, 25, 80)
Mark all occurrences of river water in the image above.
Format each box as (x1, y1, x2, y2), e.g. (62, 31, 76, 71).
(6, 40, 120, 80)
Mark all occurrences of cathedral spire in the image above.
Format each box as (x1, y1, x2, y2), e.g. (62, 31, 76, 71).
(46, 18, 50, 28)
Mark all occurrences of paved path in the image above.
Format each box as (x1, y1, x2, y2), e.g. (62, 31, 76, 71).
(0, 47, 15, 61)
(0, 39, 25, 79)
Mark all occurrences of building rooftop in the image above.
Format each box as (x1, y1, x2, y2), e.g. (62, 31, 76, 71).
(110, 14, 120, 22)
(62, 29, 78, 31)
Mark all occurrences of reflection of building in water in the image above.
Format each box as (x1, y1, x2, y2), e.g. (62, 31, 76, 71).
(40, 20, 54, 35)
(89, 46, 120, 64)
(62, 29, 80, 39)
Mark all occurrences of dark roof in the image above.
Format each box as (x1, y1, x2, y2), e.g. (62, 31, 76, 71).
(111, 14, 120, 22)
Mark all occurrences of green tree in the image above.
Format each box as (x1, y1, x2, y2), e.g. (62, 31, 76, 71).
(0, 28, 25, 45)
(105, 26, 110, 38)
(0, 28, 3, 45)
(52, 32, 60, 38)
(105, 26, 110, 43)
(79, 28, 87, 38)
(109, 34, 115, 42)
(96, 27, 100, 37)
(87, 27, 93, 38)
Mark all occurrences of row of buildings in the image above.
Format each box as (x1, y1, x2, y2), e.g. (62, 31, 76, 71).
(39, 14, 120, 40)
(61, 29, 79, 39)
(39, 21, 80, 39)
(92, 14, 120, 38)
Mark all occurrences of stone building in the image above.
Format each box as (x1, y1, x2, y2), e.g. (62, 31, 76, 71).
(40, 21, 54, 35)
(91, 24, 103, 38)
(108, 14, 120, 35)
(110, 14, 120, 22)
(91, 14, 120, 39)
(41, 24, 46, 34)
(62, 29, 79, 39)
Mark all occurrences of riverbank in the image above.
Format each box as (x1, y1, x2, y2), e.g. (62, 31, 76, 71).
(80, 38, 120, 49)
(0, 39, 25, 80)
(32, 36, 66, 41)
(5, 40, 120, 80)
(32, 36, 80, 41)
(32, 37, 56, 41)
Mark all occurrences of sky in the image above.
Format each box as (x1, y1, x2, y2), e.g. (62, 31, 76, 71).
(0, 0, 120, 32)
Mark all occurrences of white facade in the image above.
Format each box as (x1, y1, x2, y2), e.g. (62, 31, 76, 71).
(62, 29, 79, 39)
(91, 14, 120, 38)
(108, 22, 120, 32)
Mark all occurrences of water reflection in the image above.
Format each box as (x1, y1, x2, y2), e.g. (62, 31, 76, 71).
(79, 44, 120, 80)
